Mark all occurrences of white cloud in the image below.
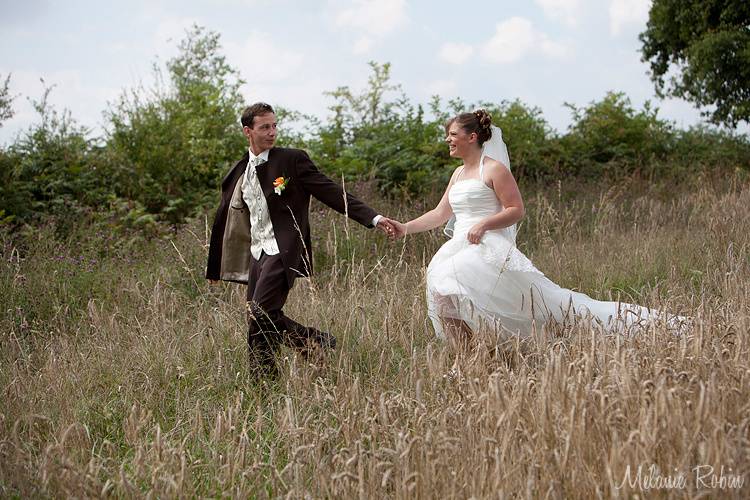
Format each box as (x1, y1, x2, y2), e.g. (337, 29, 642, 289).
(481, 17, 569, 64)
(225, 31, 305, 83)
(334, 0, 407, 36)
(353, 36, 374, 54)
(223, 32, 333, 124)
(609, 0, 651, 36)
(424, 79, 458, 97)
(535, 0, 585, 27)
(438, 42, 474, 65)
(210, 0, 267, 5)
(539, 38, 570, 59)
(332, 0, 407, 53)
(241, 76, 331, 127)
(481, 17, 536, 64)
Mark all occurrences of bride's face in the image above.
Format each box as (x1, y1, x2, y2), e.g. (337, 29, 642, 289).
(445, 122, 477, 158)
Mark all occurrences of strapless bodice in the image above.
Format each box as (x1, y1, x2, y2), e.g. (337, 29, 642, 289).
(448, 179, 503, 235)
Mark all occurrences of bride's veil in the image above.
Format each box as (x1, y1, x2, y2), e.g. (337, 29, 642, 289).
(444, 125, 517, 243)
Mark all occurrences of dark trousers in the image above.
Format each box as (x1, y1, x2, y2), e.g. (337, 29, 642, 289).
(246, 252, 321, 353)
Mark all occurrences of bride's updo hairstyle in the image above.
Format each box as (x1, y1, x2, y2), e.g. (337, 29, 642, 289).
(446, 109, 493, 146)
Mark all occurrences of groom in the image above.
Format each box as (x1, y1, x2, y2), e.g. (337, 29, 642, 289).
(206, 102, 394, 375)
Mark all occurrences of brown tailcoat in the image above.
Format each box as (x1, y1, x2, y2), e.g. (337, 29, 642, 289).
(206, 147, 377, 286)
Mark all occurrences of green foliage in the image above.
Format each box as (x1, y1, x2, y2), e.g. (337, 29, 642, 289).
(640, 0, 750, 127)
(478, 100, 557, 180)
(1, 26, 749, 231)
(0, 26, 251, 229)
(105, 24, 246, 222)
(0, 148, 27, 225)
(0, 84, 101, 227)
(669, 125, 750, 171)
(310, 62, 452, 193)
(0, 73, 14, 127)
(560, 92, 673, 176)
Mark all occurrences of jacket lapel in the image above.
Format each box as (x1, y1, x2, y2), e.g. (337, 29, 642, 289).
(255, 148, 284, 198)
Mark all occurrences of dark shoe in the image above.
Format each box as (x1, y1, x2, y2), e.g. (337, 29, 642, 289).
(280, 328, 336, 362)
(296, 329, 337, 363)
(309, 328, 337, 351)
(277, 317, 337, 353)
(247, 330, 278, 378)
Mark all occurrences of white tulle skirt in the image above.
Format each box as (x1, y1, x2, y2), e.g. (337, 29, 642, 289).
(426, 229, 680, 340)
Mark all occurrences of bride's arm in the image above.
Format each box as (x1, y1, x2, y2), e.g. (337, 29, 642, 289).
(404, 194, 452, 234)
(394, 167, 460, 236)
(466, 159, 524, 244)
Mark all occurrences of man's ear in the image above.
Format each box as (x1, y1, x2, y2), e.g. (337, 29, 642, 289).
(243, 126, 253, 142)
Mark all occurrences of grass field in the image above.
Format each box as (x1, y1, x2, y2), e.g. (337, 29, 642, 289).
(1, 175, 749, 498)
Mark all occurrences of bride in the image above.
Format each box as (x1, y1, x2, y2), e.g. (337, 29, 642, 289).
(387, 110, 684, 343)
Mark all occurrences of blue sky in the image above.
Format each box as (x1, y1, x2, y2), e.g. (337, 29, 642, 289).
(0, 0, 742, 145)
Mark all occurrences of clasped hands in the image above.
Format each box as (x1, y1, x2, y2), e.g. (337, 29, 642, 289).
(376, 218, 488, 244)
(375, 218, 406, 239)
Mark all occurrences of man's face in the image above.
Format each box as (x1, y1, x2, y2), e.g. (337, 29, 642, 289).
(244, 112, 277, 152)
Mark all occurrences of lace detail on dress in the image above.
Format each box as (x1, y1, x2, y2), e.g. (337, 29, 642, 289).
(425, 157, 687, 340)
(471, 236, 543, 274)
(503, 248, 543, 274)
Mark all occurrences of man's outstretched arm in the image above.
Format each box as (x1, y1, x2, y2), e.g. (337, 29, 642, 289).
(295, 150, 379, 227)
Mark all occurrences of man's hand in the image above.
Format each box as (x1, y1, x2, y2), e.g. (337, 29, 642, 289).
(378, 217, 407, 239)
(376, 218, 396, 237)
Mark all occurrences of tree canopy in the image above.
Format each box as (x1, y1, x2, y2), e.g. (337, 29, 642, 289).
(639, 0, 750, 127)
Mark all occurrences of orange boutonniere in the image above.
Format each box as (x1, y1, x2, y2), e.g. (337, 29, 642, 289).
(273, 176, 290, 195)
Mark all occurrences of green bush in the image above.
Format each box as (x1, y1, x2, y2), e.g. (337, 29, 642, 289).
(105, 25, 245, 223)
(1, 28, 748, 231)
(669, 126, 750, 172)
(306, 63, 452, 194)
(0, 87, 102, 227)
(478, 100, 557, 180)
(560, 92, 674, 177)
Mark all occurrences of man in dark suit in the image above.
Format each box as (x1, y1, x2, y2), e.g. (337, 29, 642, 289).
(206, 102, 394, 375)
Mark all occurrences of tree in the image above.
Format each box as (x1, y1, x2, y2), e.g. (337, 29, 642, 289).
(560, 92, 673, 177)
(1, 82, 95, 225)
(312, 62, 451, 193)
(640, 0, 750, 127)
(477, 99, 555, 180)
(106, 25, 246, 220)
(0, 73, 14, 127)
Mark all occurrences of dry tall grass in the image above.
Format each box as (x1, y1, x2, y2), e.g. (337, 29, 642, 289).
(1, 176, 749, 498)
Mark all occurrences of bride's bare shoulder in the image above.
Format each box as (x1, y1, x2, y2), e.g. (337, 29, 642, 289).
(482, 156, 510, 174)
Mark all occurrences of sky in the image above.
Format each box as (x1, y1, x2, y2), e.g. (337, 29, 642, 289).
(1, 0, 744, 145)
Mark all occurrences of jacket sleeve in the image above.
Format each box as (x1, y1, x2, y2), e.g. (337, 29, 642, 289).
(294, 150, 378, 228)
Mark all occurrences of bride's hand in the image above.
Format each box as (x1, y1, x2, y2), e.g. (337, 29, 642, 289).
(389, 219, 407, 239)
(378, 217, 406, 239)
(467, 223, 487, 244)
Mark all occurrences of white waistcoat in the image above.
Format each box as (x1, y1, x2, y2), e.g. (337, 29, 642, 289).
(241, 151, 279, 259)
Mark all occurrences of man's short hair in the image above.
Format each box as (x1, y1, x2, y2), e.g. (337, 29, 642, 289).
(241, 102, 275, 128)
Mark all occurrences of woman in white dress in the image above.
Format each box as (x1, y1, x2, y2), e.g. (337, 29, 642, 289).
(388, 110, 682, 344)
